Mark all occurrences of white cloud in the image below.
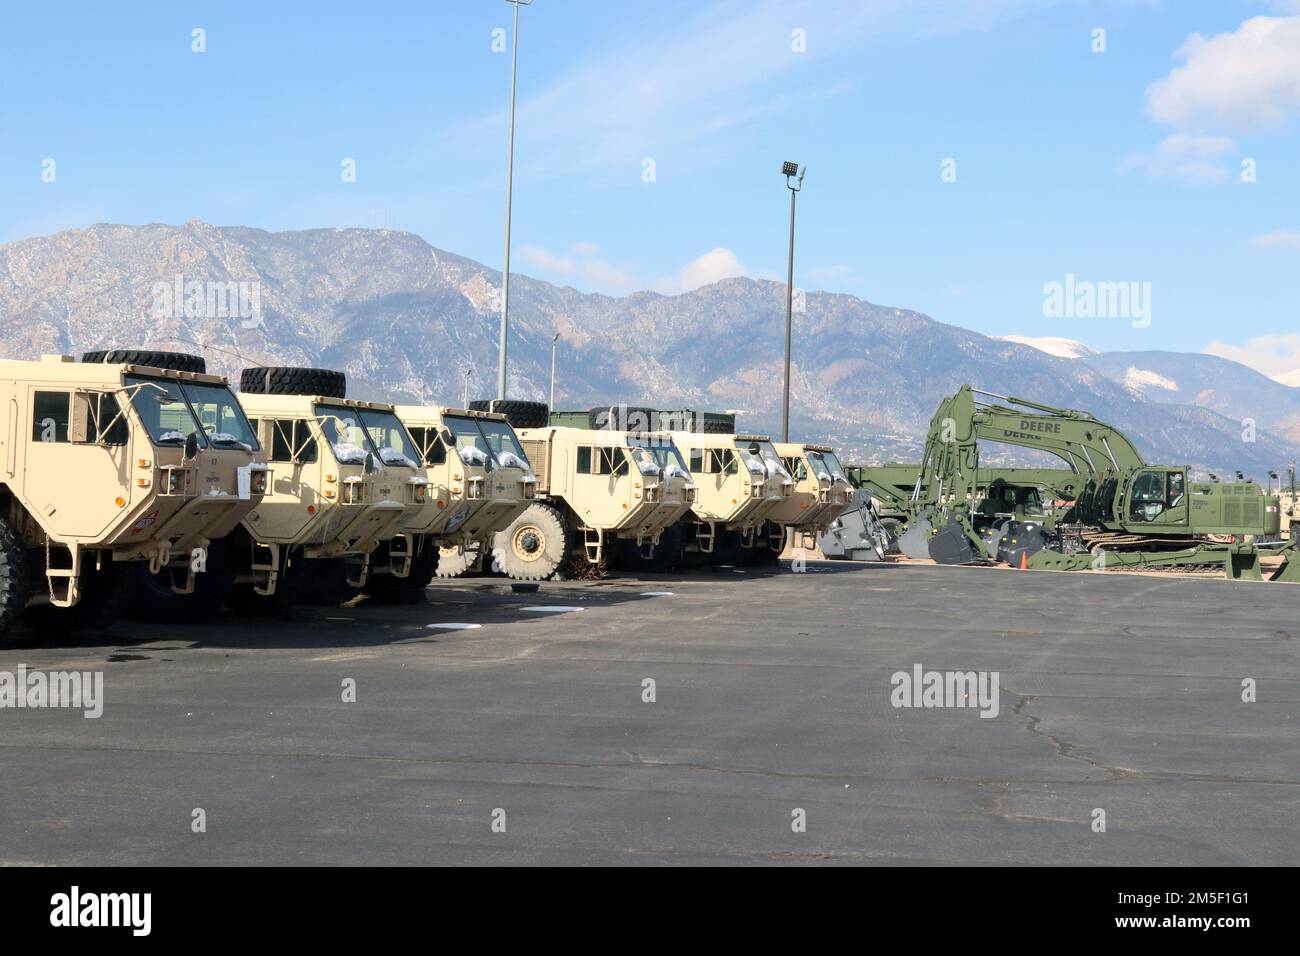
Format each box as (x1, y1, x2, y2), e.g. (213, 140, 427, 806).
(1118, 133, 1238, 185)
(517, 243, 639, 294)
(655, 247, 750, 294)
(1204, 333, 1300, 385)
(437, 1, 1067, 185)
(1252, 229, 1300, 250)
(1147, 16, 1300, 134)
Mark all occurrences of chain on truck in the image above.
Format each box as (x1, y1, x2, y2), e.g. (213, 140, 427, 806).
(0, 351, 265, 638)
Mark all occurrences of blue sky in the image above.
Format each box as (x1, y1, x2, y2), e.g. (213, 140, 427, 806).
(2, 1, 1299, 377)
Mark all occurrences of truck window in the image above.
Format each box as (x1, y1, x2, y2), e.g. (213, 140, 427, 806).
(32, 391, 69, 442)
(409, 427, 447, 466)
(270, 419, 317, 463)
(707, 448, 737, 475)
(689, 448, 703, 474)
(577, 446, 592, 473)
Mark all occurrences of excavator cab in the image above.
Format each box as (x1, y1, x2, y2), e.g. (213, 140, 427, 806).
(1125, 468, 1189, 526)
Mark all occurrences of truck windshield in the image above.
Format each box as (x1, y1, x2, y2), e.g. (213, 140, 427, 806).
(356, 408, 419, 469)
(807, 450, 846, 482)
(314, 404, 373, 465)
(735, 439, 790, 479)
(443, 415, 530, 471)
(627, 438, 688, 477)
(126, 375, 205, 447)
(181, 380, 259, 451)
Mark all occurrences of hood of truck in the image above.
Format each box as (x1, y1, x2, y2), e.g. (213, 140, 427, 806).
(109, 446, 266, 558)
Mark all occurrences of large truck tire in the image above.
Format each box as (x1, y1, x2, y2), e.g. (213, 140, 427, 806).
(435, 542, 482, 578)
(125, 539, 238, 622)
(492, 502, 569, 581)
(469, 399, 549, 430)
(0, 518, 28, 641)
(364, 541, 439, 603)
(240, 366, 347, 399)
(82, 349, 207, 373)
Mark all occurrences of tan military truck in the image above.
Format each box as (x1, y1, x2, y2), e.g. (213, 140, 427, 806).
(0, 350, 266, 637)
(770, 441, 855, 550)
(662, 431, 792, 566)
(495, 427, 696, 580)
(375, 405, 537, 586)
(203, 366, 430, 610)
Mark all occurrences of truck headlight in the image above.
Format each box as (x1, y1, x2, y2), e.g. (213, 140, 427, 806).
(412, 482, 428, 503)
(251, 469, 267, 495)
(167, 470, 183, 494)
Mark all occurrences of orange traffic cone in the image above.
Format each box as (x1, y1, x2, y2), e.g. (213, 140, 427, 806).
(1019, 552, 1029, 570)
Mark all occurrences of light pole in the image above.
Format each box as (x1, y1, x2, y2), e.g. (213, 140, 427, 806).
(463, 367, 473, 409)
(549, 332, 559, 409)
(781, 160, 805, 443)
(497, 0, 533, 401)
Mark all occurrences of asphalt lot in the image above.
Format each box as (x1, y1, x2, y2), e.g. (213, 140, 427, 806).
(0, 560, 1296, 866)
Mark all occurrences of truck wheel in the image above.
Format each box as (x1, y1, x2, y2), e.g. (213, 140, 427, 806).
(492, 503, 569, 580)
(22, 558, 136, 635)
(365, 544, 439, 603)
(82, 349, 207, 373)
(125, 540, 237, 621)
(469, 399, 549, 429)
(0, 519, 28, 640)
(295, 557, 350, 606)
(435, 542, 481, 578)
(239, 367, 347, 399)
(224, 583, 291, 616)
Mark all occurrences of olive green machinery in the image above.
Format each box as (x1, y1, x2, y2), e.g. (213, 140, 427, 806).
(0, 351, 265, 636)
(389, 405, 537, 581)
(899, 385, 1286, 576)
(499, 426, 696, 580)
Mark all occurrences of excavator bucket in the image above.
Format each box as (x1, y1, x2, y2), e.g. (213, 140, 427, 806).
(927, 517, 979, 565)
(995, 521, 1050, 568)
(979, 518, 1010, 559)
(897, 515, 934, 559)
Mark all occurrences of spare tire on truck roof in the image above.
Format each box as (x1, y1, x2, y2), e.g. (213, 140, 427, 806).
(468, 399, 549, 430)
(239, 366, 347, 399)
(81, 349, 207, 374)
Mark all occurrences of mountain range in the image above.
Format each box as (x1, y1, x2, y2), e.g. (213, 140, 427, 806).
(1, 220, 1297, 478)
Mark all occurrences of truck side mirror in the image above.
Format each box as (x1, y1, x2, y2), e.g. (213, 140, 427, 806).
(364, 451, 376, 475)
(184, 433, 199, 461)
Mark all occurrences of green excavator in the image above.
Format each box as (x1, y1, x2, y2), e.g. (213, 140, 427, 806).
(891, 385, 1296, 582)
